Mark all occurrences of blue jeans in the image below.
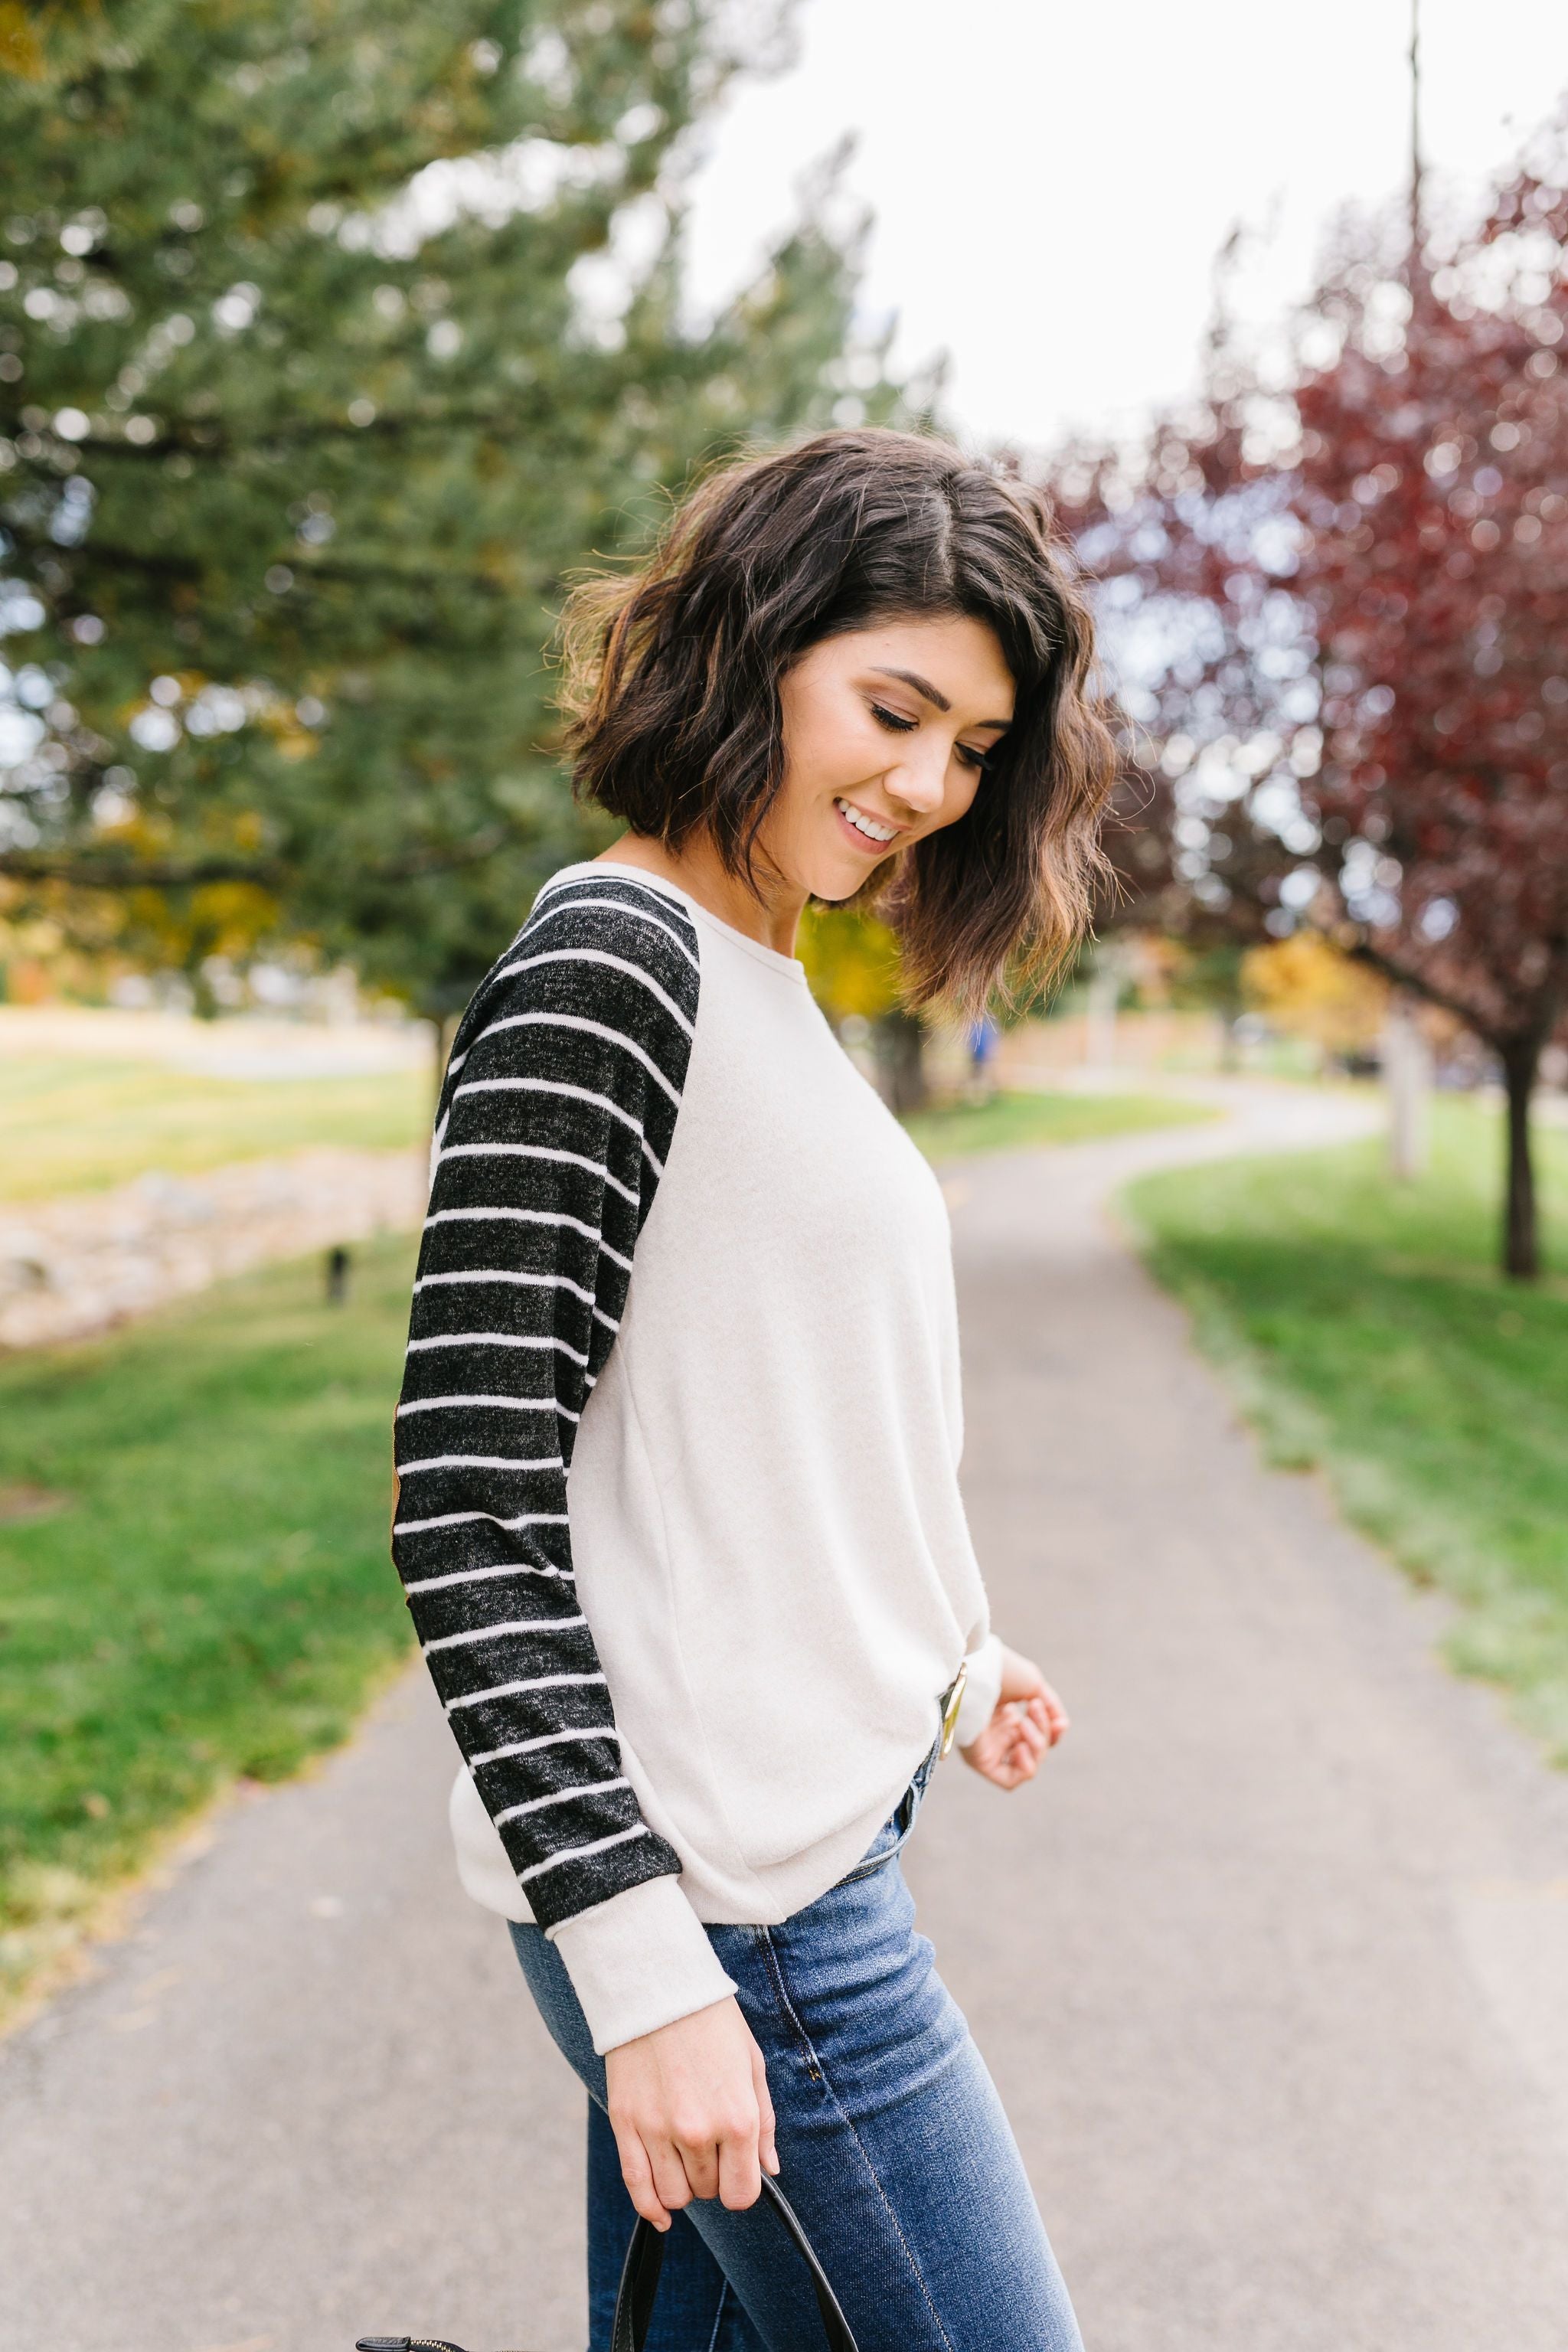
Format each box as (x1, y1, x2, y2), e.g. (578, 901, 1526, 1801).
(508, 1746, 1085, 2351)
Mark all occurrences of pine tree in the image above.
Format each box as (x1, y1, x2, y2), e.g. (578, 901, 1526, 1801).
(0, 0, 892, 1018)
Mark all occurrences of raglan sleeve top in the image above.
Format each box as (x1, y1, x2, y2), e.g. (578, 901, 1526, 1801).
(390, 877, 737, 2053)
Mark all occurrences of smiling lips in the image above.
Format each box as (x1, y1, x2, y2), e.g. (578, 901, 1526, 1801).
(835, 795, 900, 849)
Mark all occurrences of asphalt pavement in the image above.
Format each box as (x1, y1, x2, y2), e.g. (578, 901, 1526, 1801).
(5, 1083, 1568, 2352)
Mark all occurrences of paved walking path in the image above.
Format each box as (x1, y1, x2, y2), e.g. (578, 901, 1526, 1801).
(5, 1085, 1568, 2352)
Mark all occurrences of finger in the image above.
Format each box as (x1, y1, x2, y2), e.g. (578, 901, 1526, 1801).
(717, 2124, 763, 2211)
(651, 2136, 700, 2213)
(751, 2044, 779, 2176)
(677, 2141, 721, 2203)
(616, 2127, 672, 2233)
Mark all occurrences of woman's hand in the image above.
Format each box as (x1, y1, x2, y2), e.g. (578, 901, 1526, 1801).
(604, 1994, 778, 2231)
(959, 1643, 1069, 1790)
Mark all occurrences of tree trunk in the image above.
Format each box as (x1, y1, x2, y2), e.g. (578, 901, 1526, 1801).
(1500, 1039, 1540, 1282)
(1383, 998, 1430, 1183)
(430, 1013, 460, 1127)
(874, 1010, 928, 1116)
(1084, 960, 1119, 1073)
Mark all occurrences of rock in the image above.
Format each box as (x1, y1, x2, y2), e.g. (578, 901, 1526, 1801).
(0, 1147, 426, 1351)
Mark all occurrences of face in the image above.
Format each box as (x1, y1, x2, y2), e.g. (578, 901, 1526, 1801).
(762, 615, 1015, 903)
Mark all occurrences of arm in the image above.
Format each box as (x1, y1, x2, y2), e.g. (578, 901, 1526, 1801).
(391, 876, 734, 2049)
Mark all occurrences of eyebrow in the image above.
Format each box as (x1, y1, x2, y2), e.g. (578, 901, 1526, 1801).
(869, 666, 1011, 731)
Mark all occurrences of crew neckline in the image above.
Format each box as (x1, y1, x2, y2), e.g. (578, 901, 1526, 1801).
(557, 859, 810, 985)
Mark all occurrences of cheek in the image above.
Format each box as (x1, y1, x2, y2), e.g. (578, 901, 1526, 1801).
(780, 699, 887, 802)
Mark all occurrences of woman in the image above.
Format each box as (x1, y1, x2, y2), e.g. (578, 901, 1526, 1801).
(391, 429, 1116, 2350)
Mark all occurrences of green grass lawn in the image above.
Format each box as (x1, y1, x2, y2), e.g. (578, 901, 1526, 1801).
(1125, 1098, 1568, 1766)
(0, 1232, 419, 2013)
(1, 1055, 428, 1200)
(906, 1086, 1214, 1161)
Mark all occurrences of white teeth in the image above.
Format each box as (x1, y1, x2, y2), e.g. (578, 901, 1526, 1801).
(836, 798, 897, 844)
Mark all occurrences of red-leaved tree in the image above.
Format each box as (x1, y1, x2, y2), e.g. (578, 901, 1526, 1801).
(1044, 112, 1568, 1277)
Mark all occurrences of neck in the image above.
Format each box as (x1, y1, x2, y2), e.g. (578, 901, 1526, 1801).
(596, 828, 808, 959)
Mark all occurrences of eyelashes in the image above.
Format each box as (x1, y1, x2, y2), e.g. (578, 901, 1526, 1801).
(868, 702, 991, 773)
(868, 701, 917, 735)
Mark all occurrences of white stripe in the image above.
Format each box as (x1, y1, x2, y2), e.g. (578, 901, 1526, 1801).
(524, 891, 701, 972)
(436, 1140, 639, 1208)
(536, 870, 691, 912)
(402, 1560, 574, 1595)
(446, 1670, 607, 1713)
(494, 1776, 629, 1827)
(450, 1080, 665, 1184)
(469, 1724, 618, 1768)
(397, 1393, 560, 1417)
(422, 1207, 632, 1275)
(397, 1452, 564, 1475)
(422, 1613, 586, 1655)
(495, 949, 694, 1040)
(454, 1075, 646, 1140)
(533, 869, 693, 922)
(426, 1200, 608, 1242)
(517, 1822, 650, 1883)
(414, 1266, 597, 1308)
(590, 1307, 619, 1335)
(394, 1508, 570, 1536)
(404, 1331, 590, 1367)
(472, 1013, 682, 1109)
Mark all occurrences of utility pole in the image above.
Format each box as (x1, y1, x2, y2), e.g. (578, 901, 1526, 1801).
(1385, 0, 1432, 1183)
(1408, 0, 1426, 288)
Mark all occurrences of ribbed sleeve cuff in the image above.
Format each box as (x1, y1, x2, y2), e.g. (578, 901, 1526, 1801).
(954, 1633, 1004, 1749)
(547, 1874, 739, 2055)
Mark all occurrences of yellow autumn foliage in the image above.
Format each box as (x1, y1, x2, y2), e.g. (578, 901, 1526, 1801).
(796, 903, 903, 1024)
(1242, 932, 1387, 1056)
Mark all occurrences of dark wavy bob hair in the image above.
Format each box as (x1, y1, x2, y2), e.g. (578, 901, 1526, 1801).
(558, 429, 1119, 1014)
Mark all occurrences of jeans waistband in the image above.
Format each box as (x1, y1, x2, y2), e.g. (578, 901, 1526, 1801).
(838, 1727, 945, 1886)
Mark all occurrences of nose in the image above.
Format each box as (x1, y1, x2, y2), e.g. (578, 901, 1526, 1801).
(882, 737, 949, 818)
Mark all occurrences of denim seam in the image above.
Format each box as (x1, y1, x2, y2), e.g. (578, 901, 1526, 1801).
(762, 1921, 959, 2352)
(753, 1928, 822, 2082)
(704, 2278, 730, 2352)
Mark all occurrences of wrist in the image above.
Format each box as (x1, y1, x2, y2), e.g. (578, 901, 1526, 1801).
(953, 1633, 1004, 1749)
(548, 1876, 737, 2055)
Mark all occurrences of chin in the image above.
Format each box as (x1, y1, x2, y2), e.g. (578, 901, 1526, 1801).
(805, 838, 896, 903)
(809, 872, 862, 905)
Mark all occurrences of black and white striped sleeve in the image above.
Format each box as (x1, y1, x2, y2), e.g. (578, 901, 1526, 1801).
(391, 874, 731, 2040)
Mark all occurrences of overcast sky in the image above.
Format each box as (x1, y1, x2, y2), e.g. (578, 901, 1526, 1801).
(681, 0, 1568, 452)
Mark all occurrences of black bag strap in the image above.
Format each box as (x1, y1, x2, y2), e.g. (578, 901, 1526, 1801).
(610, 2174, 859, 2352)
